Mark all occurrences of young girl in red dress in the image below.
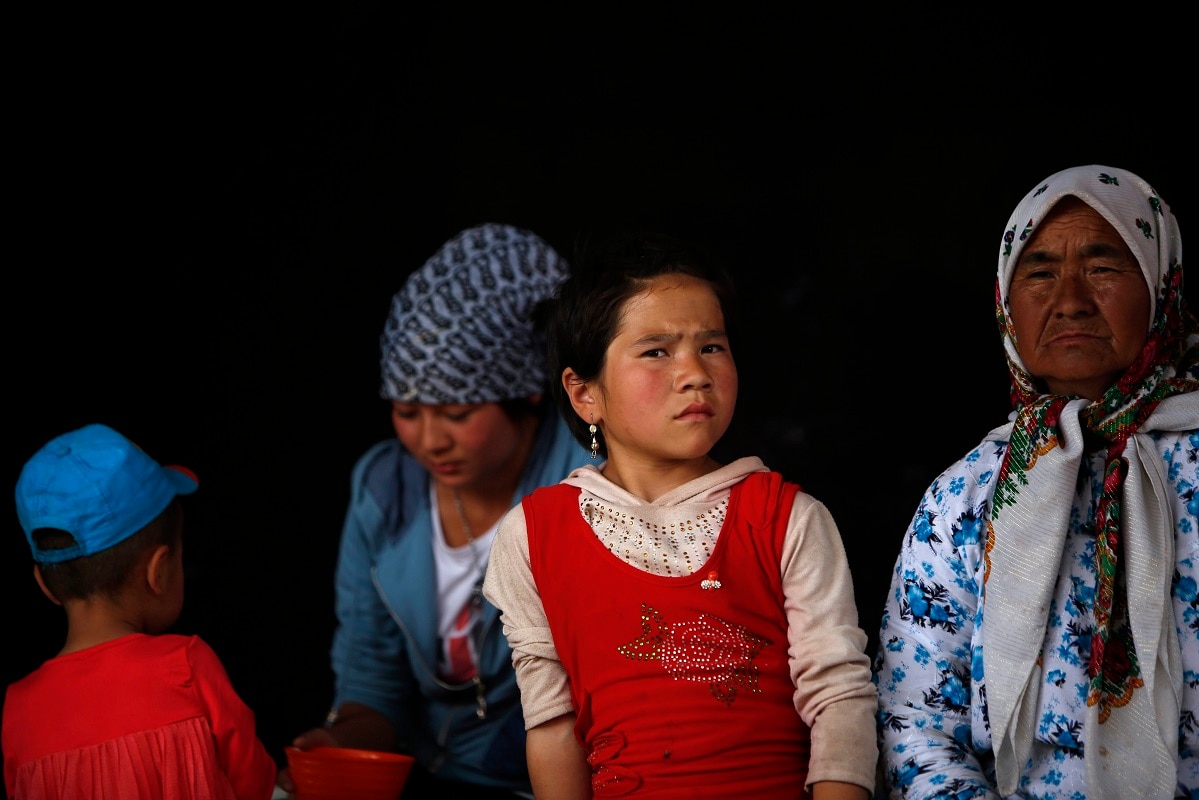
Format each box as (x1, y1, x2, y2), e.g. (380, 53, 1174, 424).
(483, 231, 877, 799)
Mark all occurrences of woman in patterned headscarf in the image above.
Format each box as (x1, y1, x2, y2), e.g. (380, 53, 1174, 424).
(279, 223, 593, 800)
(874, 165, 1199, 799)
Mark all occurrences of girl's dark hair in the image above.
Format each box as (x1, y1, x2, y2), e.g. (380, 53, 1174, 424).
(498, 395, 551, 422)
(547, 228, 740, 457)
(34, 499, 184, 602)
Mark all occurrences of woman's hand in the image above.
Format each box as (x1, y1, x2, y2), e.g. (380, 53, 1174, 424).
(275, 726, 338, 794)
(275, 703, 398, 794)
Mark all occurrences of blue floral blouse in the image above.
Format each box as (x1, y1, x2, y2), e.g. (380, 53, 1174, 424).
(874, 428, 1199, 799)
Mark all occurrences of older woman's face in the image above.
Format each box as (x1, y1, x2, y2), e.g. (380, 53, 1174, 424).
(1008, 197, 1151, 400)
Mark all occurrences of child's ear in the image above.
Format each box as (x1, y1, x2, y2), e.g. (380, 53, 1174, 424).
(562, 368, 597, 421)
(145, 545, 173, 596)
(33, 565, 63, 606)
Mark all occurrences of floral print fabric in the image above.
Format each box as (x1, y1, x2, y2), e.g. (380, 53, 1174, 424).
(874, 425, 1199, 799)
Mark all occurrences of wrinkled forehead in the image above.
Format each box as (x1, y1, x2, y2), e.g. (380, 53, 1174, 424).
(997, 166, 1172, 320)
(1017, 196, 1134, 265)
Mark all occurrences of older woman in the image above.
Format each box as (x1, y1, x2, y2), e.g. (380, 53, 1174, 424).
(874, 166, 1199, 799)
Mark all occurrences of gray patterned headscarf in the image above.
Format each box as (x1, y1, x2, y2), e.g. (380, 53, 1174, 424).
(380, 223, 569, 404)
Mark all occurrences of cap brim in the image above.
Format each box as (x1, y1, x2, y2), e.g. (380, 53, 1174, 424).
(165, 464, 199, 495)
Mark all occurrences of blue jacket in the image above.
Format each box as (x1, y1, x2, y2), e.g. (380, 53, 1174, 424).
(330, 413, 591, 790)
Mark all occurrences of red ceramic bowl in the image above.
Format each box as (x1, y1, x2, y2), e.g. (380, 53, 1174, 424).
(285, 746, 415, 800)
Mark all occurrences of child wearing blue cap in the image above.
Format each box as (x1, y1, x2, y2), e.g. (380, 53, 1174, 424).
(3, 423, 277, 800)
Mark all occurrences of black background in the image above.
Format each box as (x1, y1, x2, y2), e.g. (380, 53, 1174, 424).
(4, 4, 1193, 780)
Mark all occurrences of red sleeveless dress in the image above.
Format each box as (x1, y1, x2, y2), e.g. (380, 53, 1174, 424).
(524, 471, 812, 799)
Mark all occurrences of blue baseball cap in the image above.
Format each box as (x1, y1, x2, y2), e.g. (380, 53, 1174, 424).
(15, 424, 198, 564)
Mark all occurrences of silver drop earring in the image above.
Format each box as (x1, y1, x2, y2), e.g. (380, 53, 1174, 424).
(589, 420, 599, 459)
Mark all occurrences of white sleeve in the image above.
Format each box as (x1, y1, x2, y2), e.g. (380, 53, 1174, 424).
(483, 504, 575, 729)
(783, 493, 879, 792)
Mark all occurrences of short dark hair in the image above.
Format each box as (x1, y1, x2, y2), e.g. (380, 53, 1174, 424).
(547, 228, 740, 457)
(34, 499, 184, 602)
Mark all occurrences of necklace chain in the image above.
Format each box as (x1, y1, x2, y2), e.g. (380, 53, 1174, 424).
(451, 489, 487, 603)
(452, 490, 479, 546)
(448, 488, 489, 718)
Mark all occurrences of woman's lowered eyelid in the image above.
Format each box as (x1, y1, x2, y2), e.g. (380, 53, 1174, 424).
(391, 404, 418, 420)
(390, 403, 476, 422)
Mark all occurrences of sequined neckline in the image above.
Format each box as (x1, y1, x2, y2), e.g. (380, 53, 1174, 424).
(578, 493, 729, 577)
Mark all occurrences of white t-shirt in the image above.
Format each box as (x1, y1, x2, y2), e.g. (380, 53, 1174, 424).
(428, 483, 497, 680)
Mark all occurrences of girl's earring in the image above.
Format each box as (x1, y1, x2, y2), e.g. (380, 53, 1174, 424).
(589, 420, 599, 460)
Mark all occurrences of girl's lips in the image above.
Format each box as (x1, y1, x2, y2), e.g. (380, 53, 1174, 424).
(677, 404, 714, 419)
(430, 462, 461, 475)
